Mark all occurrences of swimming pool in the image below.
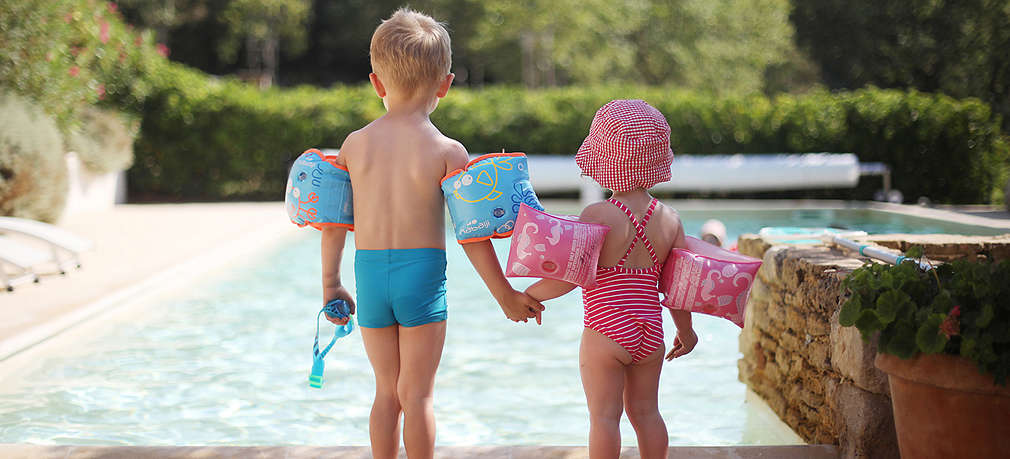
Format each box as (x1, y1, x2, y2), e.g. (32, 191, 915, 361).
(0, 204, 1004, 446)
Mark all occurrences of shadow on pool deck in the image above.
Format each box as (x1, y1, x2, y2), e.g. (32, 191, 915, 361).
(0, 444, 840, 458)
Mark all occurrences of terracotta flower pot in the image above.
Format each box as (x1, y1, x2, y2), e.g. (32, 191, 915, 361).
(875, 353, 1010, 459)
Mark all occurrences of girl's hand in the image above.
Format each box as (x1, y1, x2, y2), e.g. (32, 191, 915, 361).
(324, 285, 356, 326)
(665, 328, 698, 360)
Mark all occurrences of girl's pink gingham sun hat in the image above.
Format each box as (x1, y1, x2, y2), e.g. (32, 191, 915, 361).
(575, 99, 674, 192)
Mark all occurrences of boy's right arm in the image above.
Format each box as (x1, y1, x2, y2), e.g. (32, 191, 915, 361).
(462, 241, 545, 324)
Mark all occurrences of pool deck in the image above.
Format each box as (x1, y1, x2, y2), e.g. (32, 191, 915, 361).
(0, 444, 840, 458)
(2, 199, 1008, 457)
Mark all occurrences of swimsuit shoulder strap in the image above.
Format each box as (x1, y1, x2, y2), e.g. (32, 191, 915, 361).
(606, 198, 661, 267)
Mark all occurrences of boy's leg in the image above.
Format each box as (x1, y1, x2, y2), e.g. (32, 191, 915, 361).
(624, 348, 668, 459)
(397, 320, 447, 459)
(360, 325, 402, 459)
(580, 328, 630, 458)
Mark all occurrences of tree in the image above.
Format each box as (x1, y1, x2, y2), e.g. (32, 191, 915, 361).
(458, 0, 798, 93)
(219, 0, 311, 88)
(792, 0, 1010, 128)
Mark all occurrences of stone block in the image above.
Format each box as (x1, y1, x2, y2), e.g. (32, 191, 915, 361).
(833, 382, 899, 459)
(758, 246, 788, 286)
(805, 312, 831, 337)
(807, 337, 831, 370)
(829, 310, 889, 395)
(738, 234, 772, 259)
(784, 305, 806, 333)
(749, 278, 773, 303)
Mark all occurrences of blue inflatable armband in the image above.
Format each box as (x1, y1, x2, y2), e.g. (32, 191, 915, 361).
(440, 152, 544, 244)
(286, 149, 354, 231)
(309, 299, 354, 389)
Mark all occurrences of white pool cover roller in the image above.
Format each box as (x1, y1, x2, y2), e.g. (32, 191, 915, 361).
(527, 153, 861, 192)
(661, 153, 860, 192)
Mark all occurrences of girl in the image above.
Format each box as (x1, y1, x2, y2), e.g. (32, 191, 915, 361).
(525, 99, 697, 459)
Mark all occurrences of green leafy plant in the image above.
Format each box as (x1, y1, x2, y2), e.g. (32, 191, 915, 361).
(839, 247, 1010, 385)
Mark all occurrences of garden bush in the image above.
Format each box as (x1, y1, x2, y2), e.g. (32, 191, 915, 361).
(0, 0, 164, 127)
(0, 93, 68, 222)
(64, 107, 139, 174)
(130, 74, 1008, 204)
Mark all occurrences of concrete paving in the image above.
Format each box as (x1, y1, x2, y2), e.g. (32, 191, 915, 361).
(0, 444, 840, 458)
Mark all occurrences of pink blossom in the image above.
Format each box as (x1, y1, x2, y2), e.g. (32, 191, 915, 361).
(96, 84, 106, 100)
(64, 13, 73, 24)
(100, 21, 110, 44)
(134, 35, 143, 46)
(107, 2, 118, 14)
(940, 306, 961, 339)
(69, 66, 80, 77)
(156, 43, 170, 57)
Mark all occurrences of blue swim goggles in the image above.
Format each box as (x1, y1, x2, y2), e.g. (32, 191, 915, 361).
(309, 299, 355, 388)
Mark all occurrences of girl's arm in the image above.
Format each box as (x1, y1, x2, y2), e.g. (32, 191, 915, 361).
(321, 226, 355, 325)
(525, 279, 577, 302)
(665, 215, 696, 359)
(665, 309, 697, 360)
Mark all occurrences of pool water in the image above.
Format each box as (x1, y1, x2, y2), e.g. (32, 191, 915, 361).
(0, 206, 1001, 446)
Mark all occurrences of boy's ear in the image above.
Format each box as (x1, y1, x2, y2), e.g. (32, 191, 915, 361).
(369, 73, 386, 98)
(436, 73, 455, 98)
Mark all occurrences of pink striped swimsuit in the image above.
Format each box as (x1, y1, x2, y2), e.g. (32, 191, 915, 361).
(583, 198, 664, 362)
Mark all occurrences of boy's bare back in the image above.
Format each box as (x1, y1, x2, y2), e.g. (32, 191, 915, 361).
(339, 114, 466, 250)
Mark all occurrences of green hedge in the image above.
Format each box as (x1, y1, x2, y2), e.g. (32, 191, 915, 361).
(0, 93, 68, 222)
(131, 71, 1008, 204)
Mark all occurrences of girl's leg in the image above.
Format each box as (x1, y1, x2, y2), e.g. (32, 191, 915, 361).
(624, 348, 668, 459)
(396, 320, 447, 459)
(580, 327, 631, 458)
(360, 325, 402, 459)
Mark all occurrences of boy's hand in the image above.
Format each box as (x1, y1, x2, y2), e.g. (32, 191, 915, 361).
(665, 328, 697, 360)
(324, 285, 356, 326)
(500, 290, 545, 325)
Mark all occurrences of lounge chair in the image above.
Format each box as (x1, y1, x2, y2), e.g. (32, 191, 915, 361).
(0, 237, 47, 291)
(0, 216, 92, 275)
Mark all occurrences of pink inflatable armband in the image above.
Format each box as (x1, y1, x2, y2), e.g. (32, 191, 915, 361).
(659, 236, 762, 328)
(506, 204, 610, 289)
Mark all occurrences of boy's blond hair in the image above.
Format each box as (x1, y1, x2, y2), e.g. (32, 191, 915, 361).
(370, 8, 451, 96)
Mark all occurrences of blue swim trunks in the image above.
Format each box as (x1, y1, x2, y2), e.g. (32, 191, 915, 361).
(354, 248, 447, 328)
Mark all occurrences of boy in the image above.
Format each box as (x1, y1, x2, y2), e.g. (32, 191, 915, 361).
(320, 8, 544, 459)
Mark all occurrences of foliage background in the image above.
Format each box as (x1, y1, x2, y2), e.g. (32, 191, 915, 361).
(1, 0, 1008, 213)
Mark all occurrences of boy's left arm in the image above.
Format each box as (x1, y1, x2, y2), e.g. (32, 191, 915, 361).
(462, 240, 545, 324)
(321, 227, 355, 325)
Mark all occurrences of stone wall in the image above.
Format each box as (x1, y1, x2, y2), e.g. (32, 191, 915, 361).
(736, 233, 1010, 458)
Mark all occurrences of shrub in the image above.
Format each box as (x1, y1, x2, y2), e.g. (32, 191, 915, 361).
(130, 77, 1009, 203)
(64, 107, 138, 174)
(0, 93, 68, 222)
(0, 0, 164, 127)
(840, 247, 1010, 386)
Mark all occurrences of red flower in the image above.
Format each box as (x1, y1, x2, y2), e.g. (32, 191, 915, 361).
(107, 2, 118, 14)
(135, 35, 143, 46)
(64, 13, 73, 23)
(156, 43, 170, 57)
(100, 21, 110, 44)
(69, 66, 80, 77)
(96, 84, 106, 100)
(939, 305, 961, 339)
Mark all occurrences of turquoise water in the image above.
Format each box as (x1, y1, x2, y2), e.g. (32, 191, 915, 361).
(0, 206, 1001, 446)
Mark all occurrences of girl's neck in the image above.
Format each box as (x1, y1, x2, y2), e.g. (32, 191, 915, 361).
(610, 189, 651, 204)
